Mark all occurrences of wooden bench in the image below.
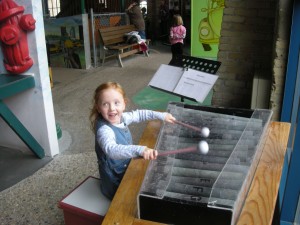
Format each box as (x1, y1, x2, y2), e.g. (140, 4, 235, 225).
(98, 25, 150, 67)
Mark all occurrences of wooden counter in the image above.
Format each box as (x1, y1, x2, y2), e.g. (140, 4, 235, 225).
(102, 121, 290, 225)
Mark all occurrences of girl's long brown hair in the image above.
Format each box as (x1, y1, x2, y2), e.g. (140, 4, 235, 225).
(89, 82, 128, 133)
(172, 14, 183, 26)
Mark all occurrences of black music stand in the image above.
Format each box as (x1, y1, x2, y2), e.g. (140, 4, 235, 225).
(169, 55, 221, 74)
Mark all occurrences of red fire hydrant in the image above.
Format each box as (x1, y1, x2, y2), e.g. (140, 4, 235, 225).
(0, 0, 36, 74)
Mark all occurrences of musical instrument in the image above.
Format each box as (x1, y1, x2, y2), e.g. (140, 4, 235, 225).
(138, 102, 272, 225)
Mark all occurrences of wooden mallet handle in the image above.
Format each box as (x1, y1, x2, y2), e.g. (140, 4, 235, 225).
(174, 120, 202, 132)
(158, 146, 198, 156)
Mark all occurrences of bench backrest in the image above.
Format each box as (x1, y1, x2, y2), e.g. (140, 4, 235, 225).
(99, 25, 137, 46)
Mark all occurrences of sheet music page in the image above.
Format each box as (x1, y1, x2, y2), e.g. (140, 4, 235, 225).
(148, 64, 183, 92)
(173, 68, 218, 102)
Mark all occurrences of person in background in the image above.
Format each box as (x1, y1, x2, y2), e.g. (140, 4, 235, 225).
(126, 0, 146, 39)
(171, 1, 180, 16)
(169, 14, 186, 66)
(159, 0, 169, 42)
(141, 7, 147, 18)
(89, 82, 176, 200)
(141, 7, 150, 39)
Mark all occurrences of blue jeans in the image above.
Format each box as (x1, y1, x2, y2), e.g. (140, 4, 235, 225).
(138, 30, 146, 39)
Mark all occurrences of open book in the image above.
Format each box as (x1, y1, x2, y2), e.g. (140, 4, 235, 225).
(148, 64, 219, 103)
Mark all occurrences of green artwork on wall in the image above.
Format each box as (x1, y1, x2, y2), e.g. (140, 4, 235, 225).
(191, 0, 224, 59)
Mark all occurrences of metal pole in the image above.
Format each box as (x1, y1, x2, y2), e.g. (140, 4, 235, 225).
(81, 0, 85, 14)
(91, 8, 97, 68)
(121, 0, 125, 12)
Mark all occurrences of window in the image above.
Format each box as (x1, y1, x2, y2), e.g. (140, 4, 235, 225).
(99, 0, 107, 8)
(47, 0, 61, 17)
(140, 0, 147, 11)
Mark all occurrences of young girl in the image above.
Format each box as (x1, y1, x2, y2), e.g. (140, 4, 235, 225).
(169, 14, 186, 66)
(89, 82, 176, 200)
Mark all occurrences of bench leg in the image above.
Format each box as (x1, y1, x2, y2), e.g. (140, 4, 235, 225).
(0, 100, 45, 158)
(117, 54, 123, 67)
(102, 56, 105, 66)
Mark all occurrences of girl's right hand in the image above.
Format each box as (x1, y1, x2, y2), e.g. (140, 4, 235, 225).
(165, 113, 176, 124)
(142, 147, 158, 160)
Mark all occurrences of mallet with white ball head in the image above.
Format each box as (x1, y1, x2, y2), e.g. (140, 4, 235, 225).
(158, 141, 209, 157)
(174, 120, 210, 138)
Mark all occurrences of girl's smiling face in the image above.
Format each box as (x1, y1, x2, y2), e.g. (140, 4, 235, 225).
(97, 88, 126, 124)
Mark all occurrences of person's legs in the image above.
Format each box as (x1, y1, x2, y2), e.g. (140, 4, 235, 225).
(176, 43, 183, 55)
(169, 43, 183, 66)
